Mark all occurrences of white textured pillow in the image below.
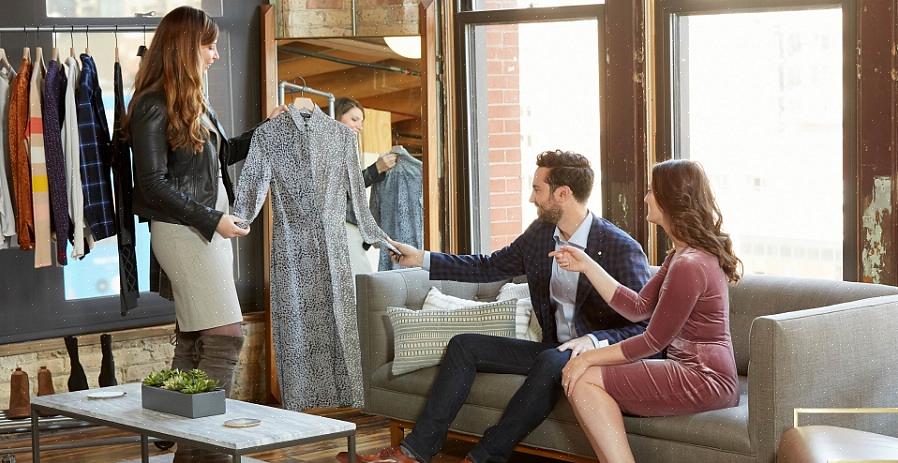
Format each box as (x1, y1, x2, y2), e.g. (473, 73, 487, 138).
(387, 300, 518, 375)
(496, 283, 542, 342)
(424, 287, 537, 341)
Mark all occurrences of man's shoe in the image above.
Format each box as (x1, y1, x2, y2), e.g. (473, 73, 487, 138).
(335, 446, 419, 463)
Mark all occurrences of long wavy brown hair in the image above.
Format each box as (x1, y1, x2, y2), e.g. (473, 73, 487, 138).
(126, 6, 218, 153)
(652, 159, 742, 282)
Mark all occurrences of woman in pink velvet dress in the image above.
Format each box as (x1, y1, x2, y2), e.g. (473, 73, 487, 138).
(550, 159, 742, 463)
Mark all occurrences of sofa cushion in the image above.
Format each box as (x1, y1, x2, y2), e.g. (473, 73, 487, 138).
(494, 283, 542, 342)
(386, 300, 518, 375)
(371, 362, 752, 454)
(423, 287, 538, 341)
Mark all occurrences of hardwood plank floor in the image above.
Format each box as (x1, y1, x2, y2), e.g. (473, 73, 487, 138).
(0, 409, 565, 463)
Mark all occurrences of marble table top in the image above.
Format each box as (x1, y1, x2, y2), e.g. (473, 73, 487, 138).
(31, 383, 355, 451)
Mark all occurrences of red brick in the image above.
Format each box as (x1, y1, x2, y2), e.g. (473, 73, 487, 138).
(489, 192, 520, 207)
(488, 133, 519, 149)
(505, 120, 520, 132)
(490, 207, 508, 222)
(503, 31, 519, 46)
(490, 178, 507, 193)
(487, 90, 504, 105)
(504, 149, 521, 162)
(507, 206, 523, 221)
(489, 105, 520, 118)
(503, 90, 520, 104)
(488, 119, 505, 134)
(491, 221, 523, 236)
(490, 163, 520, 178)
(506, 177, 522, 192)
(489, 150, 507, 163)
(308, 0, 343, 8)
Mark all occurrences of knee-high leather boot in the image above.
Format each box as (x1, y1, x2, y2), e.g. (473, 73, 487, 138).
(170, 330, 202, 462)
(171, 330, 200, 371)
(192, 334, 244, 463)
(196, 334, 244, 397)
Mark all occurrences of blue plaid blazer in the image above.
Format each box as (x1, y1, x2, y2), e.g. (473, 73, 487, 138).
(430, 216, 651, 345)
(76, 54, 116, 241)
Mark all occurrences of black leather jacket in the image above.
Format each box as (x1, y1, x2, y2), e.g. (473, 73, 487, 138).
(130, 91, 257, 241)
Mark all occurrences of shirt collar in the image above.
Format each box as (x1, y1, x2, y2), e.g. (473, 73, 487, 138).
(553, 211, 593, 249)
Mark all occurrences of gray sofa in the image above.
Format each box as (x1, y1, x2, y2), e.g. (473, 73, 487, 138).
(356, 268, 898, 462)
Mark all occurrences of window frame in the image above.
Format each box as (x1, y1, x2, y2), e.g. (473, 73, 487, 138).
(654, 0, 858, 280)
(453, 3, 606, 252)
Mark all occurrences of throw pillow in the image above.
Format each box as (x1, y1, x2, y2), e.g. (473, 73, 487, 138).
(496, 283, 542, 342)
(424, 287, 536, 341)
(387, 299, 518, 375)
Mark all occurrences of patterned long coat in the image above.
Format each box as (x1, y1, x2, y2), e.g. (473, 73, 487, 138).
(234, 106, 388, 410)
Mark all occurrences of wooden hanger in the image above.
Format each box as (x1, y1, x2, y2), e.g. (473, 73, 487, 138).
(50, 26, 58, 61)
(84, 25, 90, 55)
(69, 26, 75, 58)
(292, 76, 316, 113)
(113, 25, 119, 63)
(0, 48, 11, 72)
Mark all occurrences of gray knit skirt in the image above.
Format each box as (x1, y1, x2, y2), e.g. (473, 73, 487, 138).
(150, 179, 243, 331)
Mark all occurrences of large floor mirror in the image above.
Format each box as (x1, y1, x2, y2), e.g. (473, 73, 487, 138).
(277, 37, 424, 272)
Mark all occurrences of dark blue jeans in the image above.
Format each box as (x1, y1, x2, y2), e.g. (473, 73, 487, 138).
(402, 333, 571, 463)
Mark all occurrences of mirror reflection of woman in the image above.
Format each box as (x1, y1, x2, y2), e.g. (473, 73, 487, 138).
(550, 159, 741, 463)
(333, 97, 397, 275)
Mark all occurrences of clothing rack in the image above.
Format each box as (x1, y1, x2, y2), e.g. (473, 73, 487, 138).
(278, 80, 336, 118)
(0, 25, 157, 33)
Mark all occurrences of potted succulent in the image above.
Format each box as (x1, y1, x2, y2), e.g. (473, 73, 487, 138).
(141, 369, 226, 418)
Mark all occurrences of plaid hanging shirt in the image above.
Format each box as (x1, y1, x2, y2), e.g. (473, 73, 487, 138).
(75, 54, 116, 241)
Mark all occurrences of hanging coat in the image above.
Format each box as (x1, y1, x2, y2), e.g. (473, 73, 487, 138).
(233, 106, 389, 410)
(0, 61, 16, 248)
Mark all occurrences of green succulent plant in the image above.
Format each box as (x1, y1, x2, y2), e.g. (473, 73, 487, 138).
(142, 368, 221, 394)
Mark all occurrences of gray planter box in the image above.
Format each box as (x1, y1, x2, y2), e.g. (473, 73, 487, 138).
(141, 385, 226, 418)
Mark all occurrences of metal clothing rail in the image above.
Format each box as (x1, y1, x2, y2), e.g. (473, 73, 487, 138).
(0, 25, 157, 33)
(278, 81, 336, 118)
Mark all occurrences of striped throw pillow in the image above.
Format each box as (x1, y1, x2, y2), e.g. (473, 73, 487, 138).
(423, 287, 537, 341)
(387, 300, 518, 376)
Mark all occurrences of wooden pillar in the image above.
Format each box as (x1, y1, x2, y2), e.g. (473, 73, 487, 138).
(601, 1, 649, 249)
(259, 4, 281, 404)
(854, 0, 897, 284)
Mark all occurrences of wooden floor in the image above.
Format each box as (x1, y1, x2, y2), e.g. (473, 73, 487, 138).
(0, 409, 561, 463)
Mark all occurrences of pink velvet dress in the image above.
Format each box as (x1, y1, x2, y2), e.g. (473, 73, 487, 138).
(600, 247, 739, 417)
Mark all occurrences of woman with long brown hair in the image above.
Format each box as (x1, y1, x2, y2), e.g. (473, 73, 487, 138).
(549, 159, 741, 463)
(127, 7, 283, 456)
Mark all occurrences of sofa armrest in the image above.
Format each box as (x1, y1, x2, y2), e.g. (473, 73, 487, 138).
(748, 294, 898, 463)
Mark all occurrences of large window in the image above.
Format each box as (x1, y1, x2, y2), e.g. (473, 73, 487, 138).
(458, 5, 604, 253)
(46, 0, 222, 18)
(666, 7, 845, 279)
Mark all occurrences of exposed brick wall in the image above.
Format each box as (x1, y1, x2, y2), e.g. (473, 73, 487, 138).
(0, 317, 269, 409)
(485, 18, 523, 251)
(278, 0, 418, 37)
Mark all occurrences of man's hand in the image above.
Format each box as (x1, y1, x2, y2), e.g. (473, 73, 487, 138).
(557, 335, 597, 358)
(217, 214, 250, 238)
(387, 239, 424, 267)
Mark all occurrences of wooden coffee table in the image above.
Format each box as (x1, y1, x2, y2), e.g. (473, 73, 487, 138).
(30, 383, 356, 463)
